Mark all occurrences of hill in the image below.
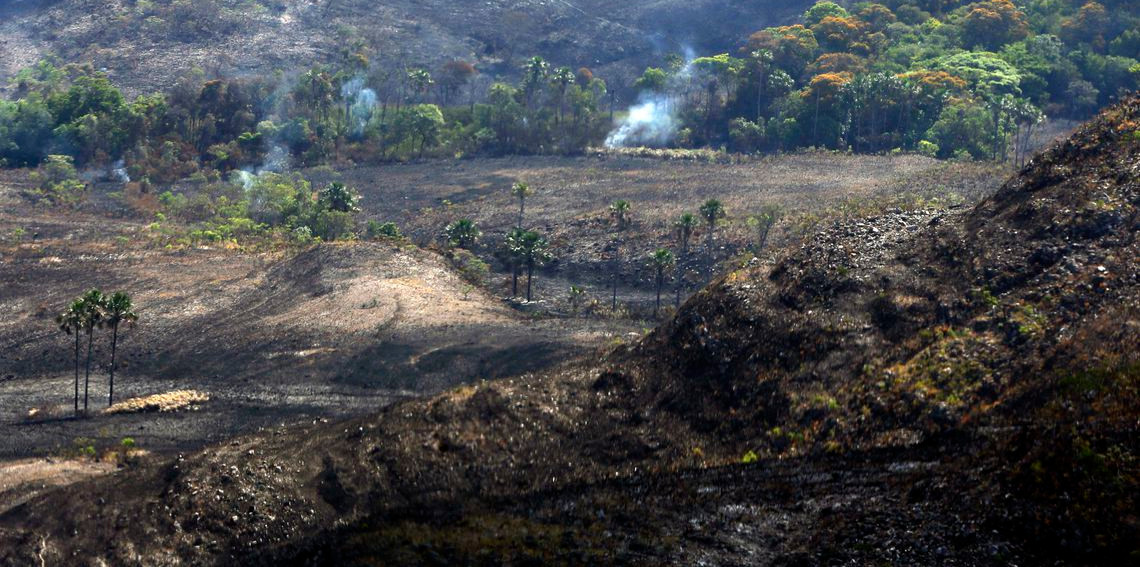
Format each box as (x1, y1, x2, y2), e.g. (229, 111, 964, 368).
(1, 95, 1135, 565)
(0, 0, 808, 97)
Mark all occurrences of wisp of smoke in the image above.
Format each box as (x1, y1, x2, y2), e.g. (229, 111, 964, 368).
(111, 159, 130, 183)
(604, 48, 697, 149)
(341, 76, 377, 137)
(604, 99, 678, 148)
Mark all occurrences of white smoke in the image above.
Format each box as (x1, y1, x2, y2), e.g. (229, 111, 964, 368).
(232, 170, 256, 191)
(341, 76, 377, 137)
(605, 48, 697, 149)
(111, 159, 130, 183)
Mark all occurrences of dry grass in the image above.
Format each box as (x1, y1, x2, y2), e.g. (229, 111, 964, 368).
(102, 390, 209, 415)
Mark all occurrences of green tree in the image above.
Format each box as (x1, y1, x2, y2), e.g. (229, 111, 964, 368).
(319, 182, 360, 213)
(804, 1, 850, 27)
(522, 56, 550, 109)
(398, 104, 445, 158)
(699, 199, 726, 251)
(550, 67, 576, 124)
(515, 230, 552, 302)
(502, 227, 528, 297)
(747, 205, 781, 252)
(649, 248, 676, 318)
(78, 289, 106, 414)
(103, 292, 137, 407)
(511, 181, 534, 228)
(445, 218, 481, 249)
(610, 199, 631, 229)
(675, 212, 699, 256)
(28, 155, 86, 207)
(56, 300, 85, 415)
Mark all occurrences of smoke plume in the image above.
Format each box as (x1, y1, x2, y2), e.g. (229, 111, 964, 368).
(605, 48, 696, 149)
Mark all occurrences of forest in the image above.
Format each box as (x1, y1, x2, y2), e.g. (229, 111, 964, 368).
(0, 0, 1136, 180)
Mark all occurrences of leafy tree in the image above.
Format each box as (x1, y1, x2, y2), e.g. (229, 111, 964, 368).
(511, 181, 534, 228)
(649, 248, 676, 318)
(103, 292, 137, 406)
(366, 220, 402, 239)
(396, 104, 445, 158)
(634, 68, 670, 96)
(27, 155, 86, 207)
(961, 0, 1030, 50)
(439, 61, 477, 106)
(445, 218, 481, 249)
(56, 300, 85, 415)
(610, 199, 632, 229)
(804, 1, 850, 27)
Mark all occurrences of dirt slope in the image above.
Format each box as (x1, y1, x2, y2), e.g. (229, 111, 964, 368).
(0, 99, 1137, 565)
(0, 187, 626, 458)
(0, 0, 809, 97)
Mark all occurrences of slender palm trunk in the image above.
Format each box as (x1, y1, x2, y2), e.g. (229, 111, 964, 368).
(655, 272, 663, 318)
(83, 329, 93, 413)
(511, 265, 519, 297)
(73, 333, 80, 414)
(108, 324, 119, 407)
(526, 262, 534, 302)
(518, 199, 525, 228)
(611, 271, 620, 312)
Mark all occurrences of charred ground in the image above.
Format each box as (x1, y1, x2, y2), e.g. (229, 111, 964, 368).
(0, 96, 1135, 566)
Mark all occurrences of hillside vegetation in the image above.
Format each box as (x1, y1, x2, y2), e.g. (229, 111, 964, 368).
(1, 90, 1135, 567)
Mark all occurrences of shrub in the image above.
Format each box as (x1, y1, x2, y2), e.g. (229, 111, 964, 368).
(26, 155, 86, 207)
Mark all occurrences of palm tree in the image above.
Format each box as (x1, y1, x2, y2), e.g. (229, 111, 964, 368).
(699, 199, 725, 251)
(747, 205, 781, 253)
(516, 230, 552, 302)
(103, 291, 138, 407)
(675, 212, 698, 255)
(522, 56, 550, 109)
(56, 300, 84, 415)
(78, 289, 106, 413)
(610, 200, 631, 229)
(511, 182, 533, 228)
(674, 212, 699, 307)
(550, 66, 575, 123)
(444, 219, 481, 249)
(502, 227, 528, 297)
(650, 248, 676, 319)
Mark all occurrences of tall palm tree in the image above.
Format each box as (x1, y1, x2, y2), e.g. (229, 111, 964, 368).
(522, 56, 550, 109)
(444, 219, 481, 249)
(610, 200, 631, 229)
(674, 212, 699, 307)
(675, 212, 698, 255)
(103, 291, 138, 407)
(502, 227, 528, 297)
(550, 66, 575, 123)
(650, 248, 676, 319)
(78, 289, 106, 413)
(516, 230, 552, 302)
(699, 199, 725, 251)
(56, 300, 84, 415)
(511, 182, 533, 228)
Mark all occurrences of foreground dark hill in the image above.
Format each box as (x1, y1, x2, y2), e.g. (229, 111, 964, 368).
(0, 0, 807, 96)
(1, 98, 1137, 565)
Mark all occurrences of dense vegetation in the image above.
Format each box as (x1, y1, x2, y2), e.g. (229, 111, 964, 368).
(633, 0, 1140, 159)
(0, 1, 1135, 180)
